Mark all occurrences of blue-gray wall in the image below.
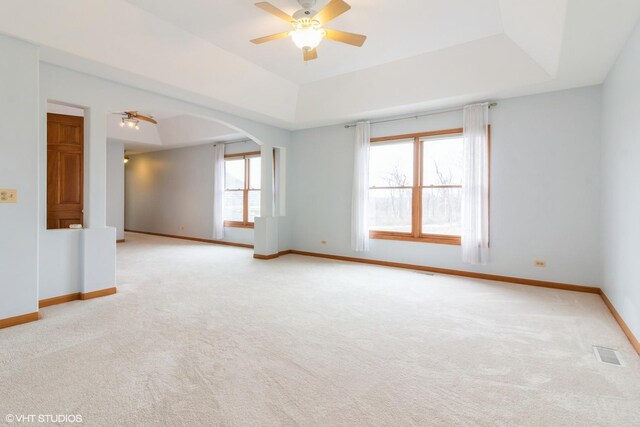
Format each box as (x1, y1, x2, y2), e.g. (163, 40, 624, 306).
(601, 19, 640, 339)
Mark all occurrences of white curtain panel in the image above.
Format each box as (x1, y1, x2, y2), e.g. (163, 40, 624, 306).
(351, 121, 371, 252)
(213, 143, 225, 240)
(461, 103, 490, 264)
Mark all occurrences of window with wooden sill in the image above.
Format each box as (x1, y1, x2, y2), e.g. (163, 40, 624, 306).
(224, 151, 261, 229)
(368, 128, 481, 246)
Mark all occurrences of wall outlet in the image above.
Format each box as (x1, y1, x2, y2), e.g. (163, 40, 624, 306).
(534, 260, 546, 268)
(180, 225, 185, 231)
(321, 240, 327, 244)
(0, 189, 17, 203)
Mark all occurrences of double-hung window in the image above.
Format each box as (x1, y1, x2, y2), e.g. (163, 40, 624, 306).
(368, 129, 465, 245)
(224, 152, 261, 228)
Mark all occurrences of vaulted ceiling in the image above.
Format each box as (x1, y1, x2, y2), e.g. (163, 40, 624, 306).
(2, 0, 639, 129)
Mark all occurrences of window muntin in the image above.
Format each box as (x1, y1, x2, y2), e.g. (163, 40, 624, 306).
(368, 130, 467, 245)
(224, 152, 261, 227)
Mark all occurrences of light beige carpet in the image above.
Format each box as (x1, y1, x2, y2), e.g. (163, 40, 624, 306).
(1, 232, 639, 426)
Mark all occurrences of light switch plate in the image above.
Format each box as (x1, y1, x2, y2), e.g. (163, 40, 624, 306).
(0, 189, 17, 203)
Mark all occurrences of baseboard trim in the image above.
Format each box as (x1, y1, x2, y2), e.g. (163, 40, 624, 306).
(125, 229, 254, 249)
(116, 239, 125, 243)
(285, 250, 600, 294)
(0, 312, 40, 329)
(80, 287, 117, 300)
(253, 250, 292, 260)
(253, 253, 280, 260)
(600, 291, 640, 356)
(39, 292, 81, 308)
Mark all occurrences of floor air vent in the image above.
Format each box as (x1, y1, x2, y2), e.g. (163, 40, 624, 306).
(593, 346, 624, 366)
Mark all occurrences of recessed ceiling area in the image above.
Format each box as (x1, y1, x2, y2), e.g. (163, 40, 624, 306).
(112, 114, 245, 154)
(47, 102, 244, 154)
(126, 0, 505, 84)
(4, 0, 640, 128)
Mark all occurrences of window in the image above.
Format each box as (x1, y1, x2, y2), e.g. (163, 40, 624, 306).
(369, 129, 471, 245)
(224, 152, 261, 228)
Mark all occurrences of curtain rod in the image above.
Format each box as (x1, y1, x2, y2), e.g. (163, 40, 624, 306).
(215, 138, 253, 146)
(343, 102, 498, 129)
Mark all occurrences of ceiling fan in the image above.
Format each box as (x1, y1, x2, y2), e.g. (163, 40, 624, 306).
(115, 111, 157, 130)
(250, 0, 367, 61)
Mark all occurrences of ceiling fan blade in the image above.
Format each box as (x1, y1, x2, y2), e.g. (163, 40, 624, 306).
(136, 115, 158, 125)
(250, 32, 291, 44)
(312, 0, 351, 24)
(303, 48, 318, 61)
(324, 28, 366, 47)
(255, 2, 294, 23)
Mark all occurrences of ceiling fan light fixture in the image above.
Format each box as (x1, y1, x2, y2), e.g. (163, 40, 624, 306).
(290, 22, 325, 50)
(122, 116, 140, 129)
(251, 1, 365, 61)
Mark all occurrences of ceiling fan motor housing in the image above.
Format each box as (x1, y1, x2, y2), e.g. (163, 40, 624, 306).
(297, 0, 316, 10)
(293, 9, 317, 20)
(293, 0, 317, 19)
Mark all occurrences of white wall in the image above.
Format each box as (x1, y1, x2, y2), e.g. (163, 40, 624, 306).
(125, 141, 260, 245)
(38, 231, 82, 300)
(601, 19, 640, 339)
(0, 35, 39, 319)
(107, 140, 125, 241)
(289, 86, 603, 286)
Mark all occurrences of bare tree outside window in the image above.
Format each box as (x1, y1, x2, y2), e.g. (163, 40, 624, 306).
(368, 140, 413, 232)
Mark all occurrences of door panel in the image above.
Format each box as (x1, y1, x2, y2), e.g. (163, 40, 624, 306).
(59, 152, 82, 205)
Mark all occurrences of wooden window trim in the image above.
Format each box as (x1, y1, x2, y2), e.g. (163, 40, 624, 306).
(369, 231, 462, 245)
(224, 151, 261, 159)
(369, 127, 489, 246)
(224, 220, 255, 229)
(370, 128, 463, 144)
(224, 151, 261, 228)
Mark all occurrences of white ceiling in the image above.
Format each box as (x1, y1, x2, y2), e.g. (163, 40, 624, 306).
(3, 0, 640, 129)
(126, 0, 505, 84)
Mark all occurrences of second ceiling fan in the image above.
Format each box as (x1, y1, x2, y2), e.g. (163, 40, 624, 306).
(250, 0, 367, 61)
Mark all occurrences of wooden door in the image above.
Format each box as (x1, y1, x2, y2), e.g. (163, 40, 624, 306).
(47, 113, 84, 229)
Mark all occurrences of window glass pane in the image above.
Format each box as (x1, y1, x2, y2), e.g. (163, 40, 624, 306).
(249, 156, 261, 190)
(224, 190, 243, 221)
(368, 188, 412, 232)
(225, 158, 244, 190)
(369, 140, 414, 187)
(422, 187, 462, 236)
(422, 136, 463, 186)
(248, 190, 260, 222)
